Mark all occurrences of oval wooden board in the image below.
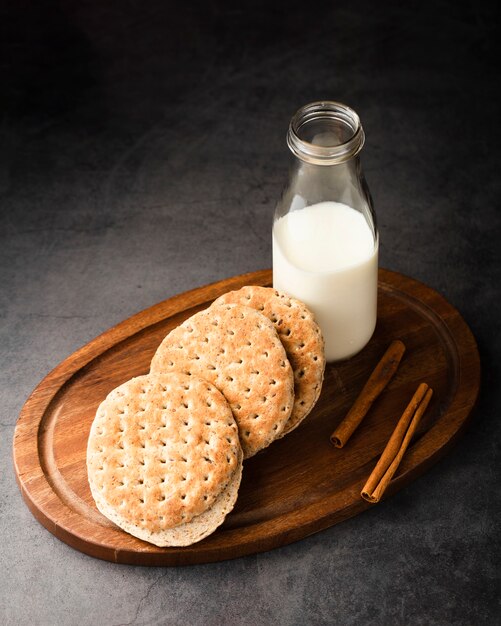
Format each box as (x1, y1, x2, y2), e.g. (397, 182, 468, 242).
(13, 269, 480, 566)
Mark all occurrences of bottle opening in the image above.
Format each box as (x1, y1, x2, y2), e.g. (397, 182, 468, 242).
(287, 101, 365, 165)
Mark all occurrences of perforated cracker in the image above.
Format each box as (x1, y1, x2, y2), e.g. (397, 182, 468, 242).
(87, 372, 242, 546)
(150, 303, 294, 458)
(212, 286, 325, 435)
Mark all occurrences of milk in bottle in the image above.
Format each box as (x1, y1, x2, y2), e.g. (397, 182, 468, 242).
(273, 200, 378, 361)
(273, 101, 378, 361)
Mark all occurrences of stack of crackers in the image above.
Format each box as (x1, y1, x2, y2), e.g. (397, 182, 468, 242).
(87, 286, 325, 546)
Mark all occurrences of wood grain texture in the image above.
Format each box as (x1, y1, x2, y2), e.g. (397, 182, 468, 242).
(12, 269, 480, 566)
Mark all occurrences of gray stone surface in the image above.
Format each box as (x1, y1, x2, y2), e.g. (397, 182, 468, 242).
(1, 1, 499, 624)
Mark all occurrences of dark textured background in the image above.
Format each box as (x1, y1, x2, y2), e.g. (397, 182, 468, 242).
(1, 1, 500, 624)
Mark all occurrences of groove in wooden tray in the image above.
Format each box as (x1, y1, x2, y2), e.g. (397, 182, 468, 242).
(13, 269, 480, 566)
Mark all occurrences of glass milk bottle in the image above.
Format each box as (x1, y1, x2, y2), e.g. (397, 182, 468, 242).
(273, 101, 378, 362)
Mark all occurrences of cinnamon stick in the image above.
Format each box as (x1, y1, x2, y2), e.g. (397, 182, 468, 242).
(330, 340, 406, 448)
(361, 383, 433, 503)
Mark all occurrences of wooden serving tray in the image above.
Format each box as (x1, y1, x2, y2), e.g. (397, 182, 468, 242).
(13, 269, 480, 566)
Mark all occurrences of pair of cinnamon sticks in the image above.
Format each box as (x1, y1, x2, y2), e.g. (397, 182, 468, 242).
(330, 340, 433, 504)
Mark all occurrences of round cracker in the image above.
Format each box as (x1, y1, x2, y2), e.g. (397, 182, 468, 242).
(87, 372, 241, 544)
(150, 303, 294, 458)
(212, 286, 325, 435)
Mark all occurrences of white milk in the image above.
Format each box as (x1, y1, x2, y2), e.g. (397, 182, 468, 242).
(273, 201, 378, 361)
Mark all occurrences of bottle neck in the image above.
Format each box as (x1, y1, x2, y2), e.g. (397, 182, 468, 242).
(287, 101, 365, 166)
